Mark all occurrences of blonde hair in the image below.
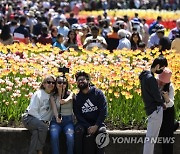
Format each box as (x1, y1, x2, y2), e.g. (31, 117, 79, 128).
(40, 75, 56, 89)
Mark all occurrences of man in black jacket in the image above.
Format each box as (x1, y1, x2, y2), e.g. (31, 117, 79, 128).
(139, 56, 168, 154)
(73, 71, 107, 154)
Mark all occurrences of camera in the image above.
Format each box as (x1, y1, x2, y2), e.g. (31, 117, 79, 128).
(132, 27, 137, 31)
(58, 66, 69, 74)
(92, 39, 97, 43)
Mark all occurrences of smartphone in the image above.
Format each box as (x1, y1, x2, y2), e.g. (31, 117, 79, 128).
(92, 39, 97, 43)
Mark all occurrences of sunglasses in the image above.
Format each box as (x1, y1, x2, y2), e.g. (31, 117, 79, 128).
(46, 81, 55, 84)
(57, 81, 67, 84)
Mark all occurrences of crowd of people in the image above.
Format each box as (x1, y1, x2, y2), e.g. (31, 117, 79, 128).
(0, 1, 179, 154)
(86, 0, 180, 11)
(0, 0, 180, 54)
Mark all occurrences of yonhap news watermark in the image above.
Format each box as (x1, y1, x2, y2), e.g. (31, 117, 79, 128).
(95, 132, 175, 148)
(111, 136, 175, 144)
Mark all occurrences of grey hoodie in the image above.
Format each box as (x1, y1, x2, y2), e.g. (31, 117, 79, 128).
(139, 70, 164, 116)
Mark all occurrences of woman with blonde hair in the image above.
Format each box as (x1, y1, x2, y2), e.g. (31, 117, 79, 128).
(22, 75, 55, 154)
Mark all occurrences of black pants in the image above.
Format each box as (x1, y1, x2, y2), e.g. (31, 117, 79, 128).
(159, 106, 175, 154)
(74, 124, 106, 154)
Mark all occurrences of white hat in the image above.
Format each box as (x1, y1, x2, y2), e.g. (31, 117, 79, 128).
(118, 29, 127, 38)
(27, 11, 34, 17)
(71, 24, 82, 30)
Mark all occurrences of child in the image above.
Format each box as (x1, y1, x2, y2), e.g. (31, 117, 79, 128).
(53, 33, 67, 51)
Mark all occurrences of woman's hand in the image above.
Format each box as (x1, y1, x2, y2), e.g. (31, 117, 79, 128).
(60, 99, 67, 104)
(162, 91, 170, 103)
(56, 117, 62, 123)
(59, 98, 70, 104)
(59, 92, 74, 104)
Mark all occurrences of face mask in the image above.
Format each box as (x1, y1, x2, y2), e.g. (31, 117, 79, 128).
(155, 69, 163, 74)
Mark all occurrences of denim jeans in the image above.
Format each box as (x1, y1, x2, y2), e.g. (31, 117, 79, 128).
(143, 106, 163, 154)
(50, 115, 74, 154)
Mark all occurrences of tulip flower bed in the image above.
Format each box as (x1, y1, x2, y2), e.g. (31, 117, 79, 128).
(78, 9, 180, 29)
(0, 43, 179, 129)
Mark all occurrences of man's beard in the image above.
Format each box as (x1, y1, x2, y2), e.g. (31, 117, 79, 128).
(78, 82, 89, 90)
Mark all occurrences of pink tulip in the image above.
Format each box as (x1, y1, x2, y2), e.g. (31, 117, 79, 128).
(28, 92, 33, 98)
(1, 88, 6, 92)
(0, 79, 5, 84)
(22, 78, 29, 84)
(6, 86, 12, 91)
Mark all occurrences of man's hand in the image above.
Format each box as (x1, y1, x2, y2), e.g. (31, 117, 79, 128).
(88, 125, 98, 135)
(97, 39, 103, 44)
(87, 39, 93, 44)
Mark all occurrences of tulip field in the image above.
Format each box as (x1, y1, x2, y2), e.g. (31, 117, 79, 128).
(79, 9, 180, 21)
(78, 9, 180, 29)
(0, 42, 179, 129)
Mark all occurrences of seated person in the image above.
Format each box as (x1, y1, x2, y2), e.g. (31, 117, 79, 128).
(73, 71, 107, 154)
(50, 76, 74, 154)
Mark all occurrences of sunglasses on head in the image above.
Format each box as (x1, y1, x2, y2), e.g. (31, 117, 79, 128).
(57, 81, 67, 84)
(46, 81, 55, 84)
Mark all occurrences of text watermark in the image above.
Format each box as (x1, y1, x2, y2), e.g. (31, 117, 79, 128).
(95, 132, 175, 148)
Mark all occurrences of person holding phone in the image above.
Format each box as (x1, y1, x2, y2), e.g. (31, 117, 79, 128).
(22, 75, 55, 154)
(83, 26, 107, 50)
(157, 67, 179, 154)
(49, 76, 74, 154)
(139, 56, 168, 154)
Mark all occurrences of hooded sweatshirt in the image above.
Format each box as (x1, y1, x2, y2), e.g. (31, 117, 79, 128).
(73, 86, 107, 128)
(139, 70, 164, 116)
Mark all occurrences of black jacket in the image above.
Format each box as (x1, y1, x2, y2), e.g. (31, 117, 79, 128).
(139, 70, 164, 116)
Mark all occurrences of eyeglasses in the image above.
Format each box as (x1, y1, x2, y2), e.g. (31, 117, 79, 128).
(46, 81, 55, 84)
(57, 81, 67, 84)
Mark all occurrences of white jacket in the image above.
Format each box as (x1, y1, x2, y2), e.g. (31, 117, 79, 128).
(27, 89, 53, 121)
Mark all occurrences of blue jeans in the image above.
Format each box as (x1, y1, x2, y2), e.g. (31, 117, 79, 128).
(50, 115, 74, 154)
